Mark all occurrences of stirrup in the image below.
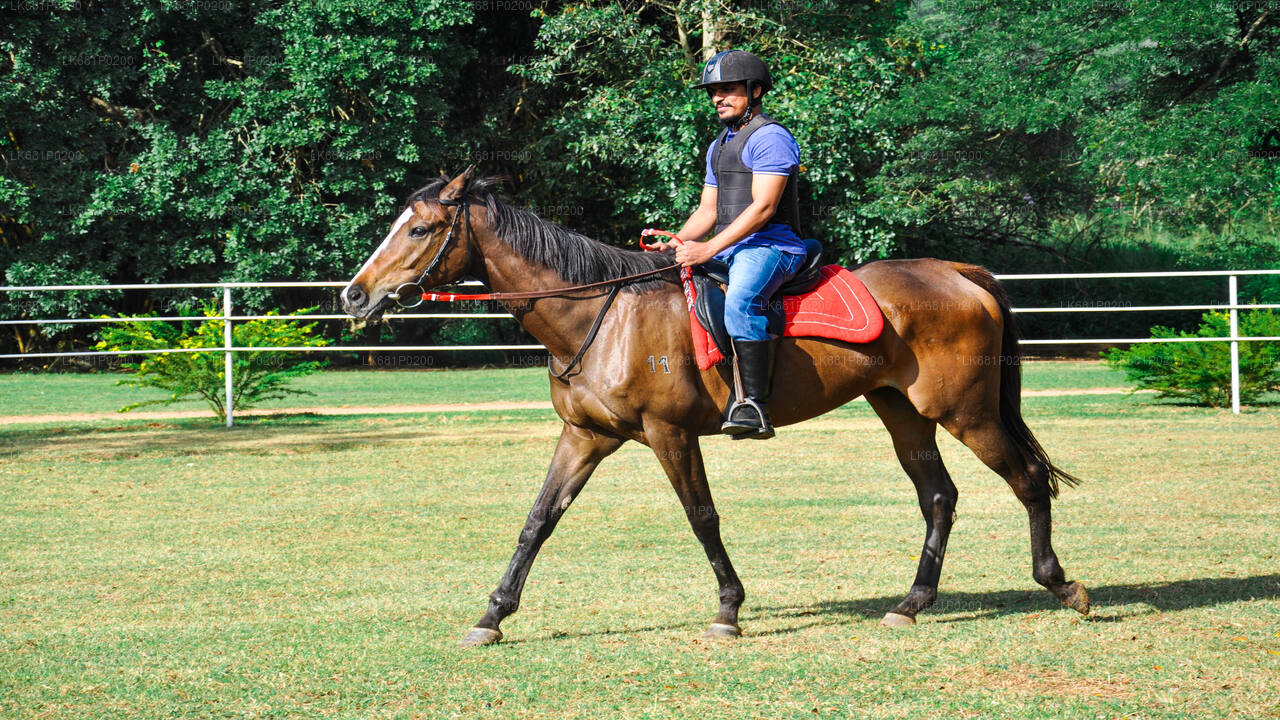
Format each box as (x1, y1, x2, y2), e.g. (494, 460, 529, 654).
(721, 398, 766, 436)
(721, 398, 775, 439)
(736, 424, 775, 440)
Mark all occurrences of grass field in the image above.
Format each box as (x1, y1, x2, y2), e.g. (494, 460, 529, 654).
(0, 359, 1127, 418)
(2, 363, 1278, 719)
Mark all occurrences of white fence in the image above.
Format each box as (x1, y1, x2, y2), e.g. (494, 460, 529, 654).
(3, 270, 1279, 423)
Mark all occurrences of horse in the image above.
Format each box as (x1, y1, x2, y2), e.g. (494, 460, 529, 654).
(342, 168, 1090, 647)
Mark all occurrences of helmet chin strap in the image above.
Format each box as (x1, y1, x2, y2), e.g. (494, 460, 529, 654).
(718, 83, 762, 130)
(719, 103, 757, 129)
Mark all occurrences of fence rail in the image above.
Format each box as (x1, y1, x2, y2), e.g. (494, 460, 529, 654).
(3, 270, 1279, 422)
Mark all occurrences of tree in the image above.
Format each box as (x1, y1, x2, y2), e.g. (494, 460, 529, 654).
(5, 1, 1278, 361)
(1, 0, 475, 353)
(509, 0, 907, 265)
(866, 0, 1280, 261)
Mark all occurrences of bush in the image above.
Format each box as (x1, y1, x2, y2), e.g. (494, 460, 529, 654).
(95, 305, 329, 422)
(1101, 309, 1280, 407)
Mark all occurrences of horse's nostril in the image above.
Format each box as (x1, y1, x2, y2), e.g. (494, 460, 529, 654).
(345, 284, 367, 308)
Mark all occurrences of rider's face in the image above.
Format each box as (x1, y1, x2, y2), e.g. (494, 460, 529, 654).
(706, 82, 754, 123)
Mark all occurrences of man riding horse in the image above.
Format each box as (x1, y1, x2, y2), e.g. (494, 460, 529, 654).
(342, 49, 1089, 645)
(665, 49, 810, 441)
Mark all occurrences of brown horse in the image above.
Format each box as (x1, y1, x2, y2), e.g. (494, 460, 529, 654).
(342, 169, 1090, 647)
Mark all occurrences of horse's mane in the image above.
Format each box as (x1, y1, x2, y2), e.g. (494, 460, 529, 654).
(407, 175, 679, 293)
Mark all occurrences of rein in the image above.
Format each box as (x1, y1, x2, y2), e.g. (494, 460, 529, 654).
(420, 265, 676, 302)
(389, 200, 681, 305)
(542, 231, 684, 380)
(388, 198, 686, 378)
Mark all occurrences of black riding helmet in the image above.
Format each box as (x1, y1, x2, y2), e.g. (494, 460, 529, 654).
(691, 50, 772, 106)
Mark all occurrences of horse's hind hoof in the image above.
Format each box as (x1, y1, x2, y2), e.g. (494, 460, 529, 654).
(702, 622, 741, 639)
(1061, 581, 1091, 616)
(460, 626, 503, 647)
(880, 612, 916, 628)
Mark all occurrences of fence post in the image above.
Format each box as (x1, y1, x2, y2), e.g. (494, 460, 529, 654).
(224, 286, 234, 428)
(1229, 274, 1240, 415)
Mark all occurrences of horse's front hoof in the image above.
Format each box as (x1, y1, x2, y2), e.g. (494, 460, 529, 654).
(1060, 581, 1091, 616)
(459, 626, 503, 647)
(880, 612, 915, 628)
(702, 622, 741, 639)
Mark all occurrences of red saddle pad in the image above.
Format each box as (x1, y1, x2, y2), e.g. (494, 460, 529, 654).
(689, 264, 884, 370)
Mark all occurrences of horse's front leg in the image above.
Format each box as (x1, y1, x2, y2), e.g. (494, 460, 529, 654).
(647, 422, 746, 639)
(461, 422, 623, 647)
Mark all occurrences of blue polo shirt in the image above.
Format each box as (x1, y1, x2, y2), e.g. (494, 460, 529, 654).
(704, 123, 807, 261)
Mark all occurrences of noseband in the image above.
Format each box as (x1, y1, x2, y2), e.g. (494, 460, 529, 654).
(387, 195, 473, 309)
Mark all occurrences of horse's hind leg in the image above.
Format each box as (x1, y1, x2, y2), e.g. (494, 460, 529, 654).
(942, 416, 1090, 616)
(865, 387, 959, 627)
(461, 422, 624, 647)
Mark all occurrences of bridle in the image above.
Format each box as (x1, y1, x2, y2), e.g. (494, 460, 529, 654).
(379, 193, 684, 379)
(386, 196, 680, 306)
(386, 195, 475, 309)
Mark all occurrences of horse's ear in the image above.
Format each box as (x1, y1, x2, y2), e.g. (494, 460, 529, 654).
(437, 165, 476, 206)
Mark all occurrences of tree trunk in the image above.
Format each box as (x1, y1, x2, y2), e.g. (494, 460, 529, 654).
(701, 7, 717, 61)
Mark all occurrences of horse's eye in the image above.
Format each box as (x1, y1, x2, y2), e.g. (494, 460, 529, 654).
(409, 226, 428, 238)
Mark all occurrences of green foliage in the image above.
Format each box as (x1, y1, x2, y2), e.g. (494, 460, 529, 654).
(512, 0, 905, 264)
(962, 220, 1280, 345)
(94, 305, 329, 421)
(868, 0, 1280, 257)
(1101, 310, 1280, 406)
(5, 0, 1280, 361)
(2, 0, 475, 350)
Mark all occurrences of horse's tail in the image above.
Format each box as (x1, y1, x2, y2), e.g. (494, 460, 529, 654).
(953, 263, 1083, 498)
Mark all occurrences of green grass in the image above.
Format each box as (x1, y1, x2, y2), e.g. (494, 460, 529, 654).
(0, 360, 1128, 418)
(1020, 358, 1128, 390)
(0, 366, 553, 416)
(1, 379, 1278, 718)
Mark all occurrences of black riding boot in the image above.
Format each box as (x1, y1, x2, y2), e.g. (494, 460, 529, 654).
(720, 338, 778, 440)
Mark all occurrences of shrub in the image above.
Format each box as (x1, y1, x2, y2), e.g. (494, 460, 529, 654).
(1101, 309, 1280, 407)
(94, 305, 328, 422)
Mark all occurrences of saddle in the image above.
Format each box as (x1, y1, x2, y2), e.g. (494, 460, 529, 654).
(691, 237, 824, 360)
(682, 239, 884, 370)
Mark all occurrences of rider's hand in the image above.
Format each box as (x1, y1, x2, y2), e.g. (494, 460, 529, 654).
(675, 240, 717, 267)
(642, 228, 679, 252)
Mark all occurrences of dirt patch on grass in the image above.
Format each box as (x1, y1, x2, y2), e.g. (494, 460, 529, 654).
(1025, 387, 1148, 396)
(0, 420, 563, 463)
(0, 391, 1147, 426)
(947, 664, 1135, 700)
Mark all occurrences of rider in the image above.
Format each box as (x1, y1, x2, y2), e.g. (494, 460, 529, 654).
(668, 49, 807, 441)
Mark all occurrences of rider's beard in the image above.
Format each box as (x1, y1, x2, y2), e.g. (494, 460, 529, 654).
(718, 103, 755, 129)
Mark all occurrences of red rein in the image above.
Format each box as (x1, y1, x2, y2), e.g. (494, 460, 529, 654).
(638, 227, 683, 250)
(639, 228, 694, 284)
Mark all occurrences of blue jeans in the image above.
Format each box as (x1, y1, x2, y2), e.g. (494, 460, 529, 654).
(723, 244, 807, 341)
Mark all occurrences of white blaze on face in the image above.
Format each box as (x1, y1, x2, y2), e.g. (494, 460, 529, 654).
(349, 207, 415, 292)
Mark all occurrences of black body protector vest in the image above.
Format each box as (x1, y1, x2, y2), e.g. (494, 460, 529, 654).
(710, 113, 801, 237)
